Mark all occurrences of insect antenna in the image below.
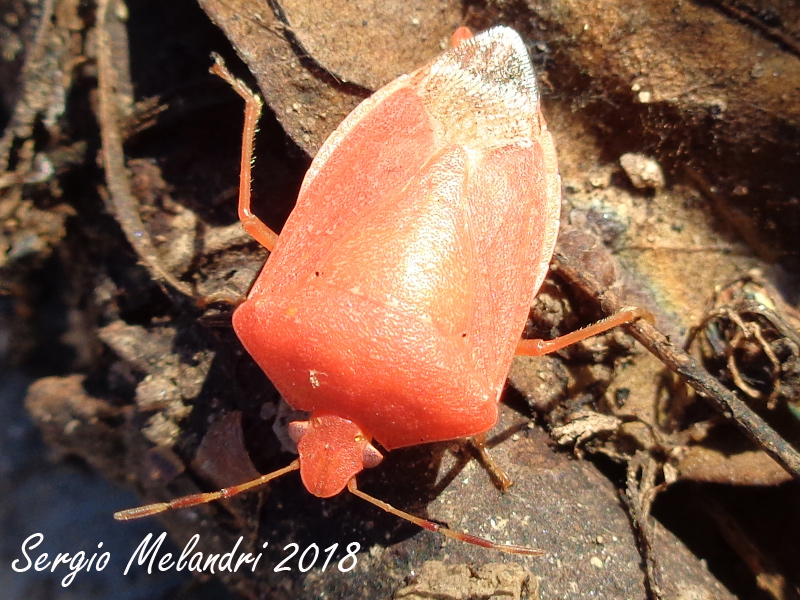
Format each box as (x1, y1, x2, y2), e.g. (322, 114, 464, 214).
(346, 479, 543, 556)
(113, 460, 300, 520)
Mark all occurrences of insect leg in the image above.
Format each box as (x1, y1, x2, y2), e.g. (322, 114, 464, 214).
(467, 433, 513, 491)
(210, 54, 280, 252)
(516, 306, 653, 356)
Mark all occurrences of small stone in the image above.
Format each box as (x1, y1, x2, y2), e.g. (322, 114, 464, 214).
(619, 153, 666, 191)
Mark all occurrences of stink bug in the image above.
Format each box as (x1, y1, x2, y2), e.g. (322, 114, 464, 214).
(116, 26, 647, 554)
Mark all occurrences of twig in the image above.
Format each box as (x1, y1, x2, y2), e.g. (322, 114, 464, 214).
(0, 0, 57, 172)
(625, 452, 664, 600)
(96, 0, 193, 298)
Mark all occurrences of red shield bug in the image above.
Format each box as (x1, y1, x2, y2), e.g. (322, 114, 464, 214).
(115, 26, 648, 554)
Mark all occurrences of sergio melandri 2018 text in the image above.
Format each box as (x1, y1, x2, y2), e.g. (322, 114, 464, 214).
(12, 532, 360, 587)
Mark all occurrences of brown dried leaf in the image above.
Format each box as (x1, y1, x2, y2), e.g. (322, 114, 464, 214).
(198, 0, 463, 154)
(274, 0, 462, 89)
